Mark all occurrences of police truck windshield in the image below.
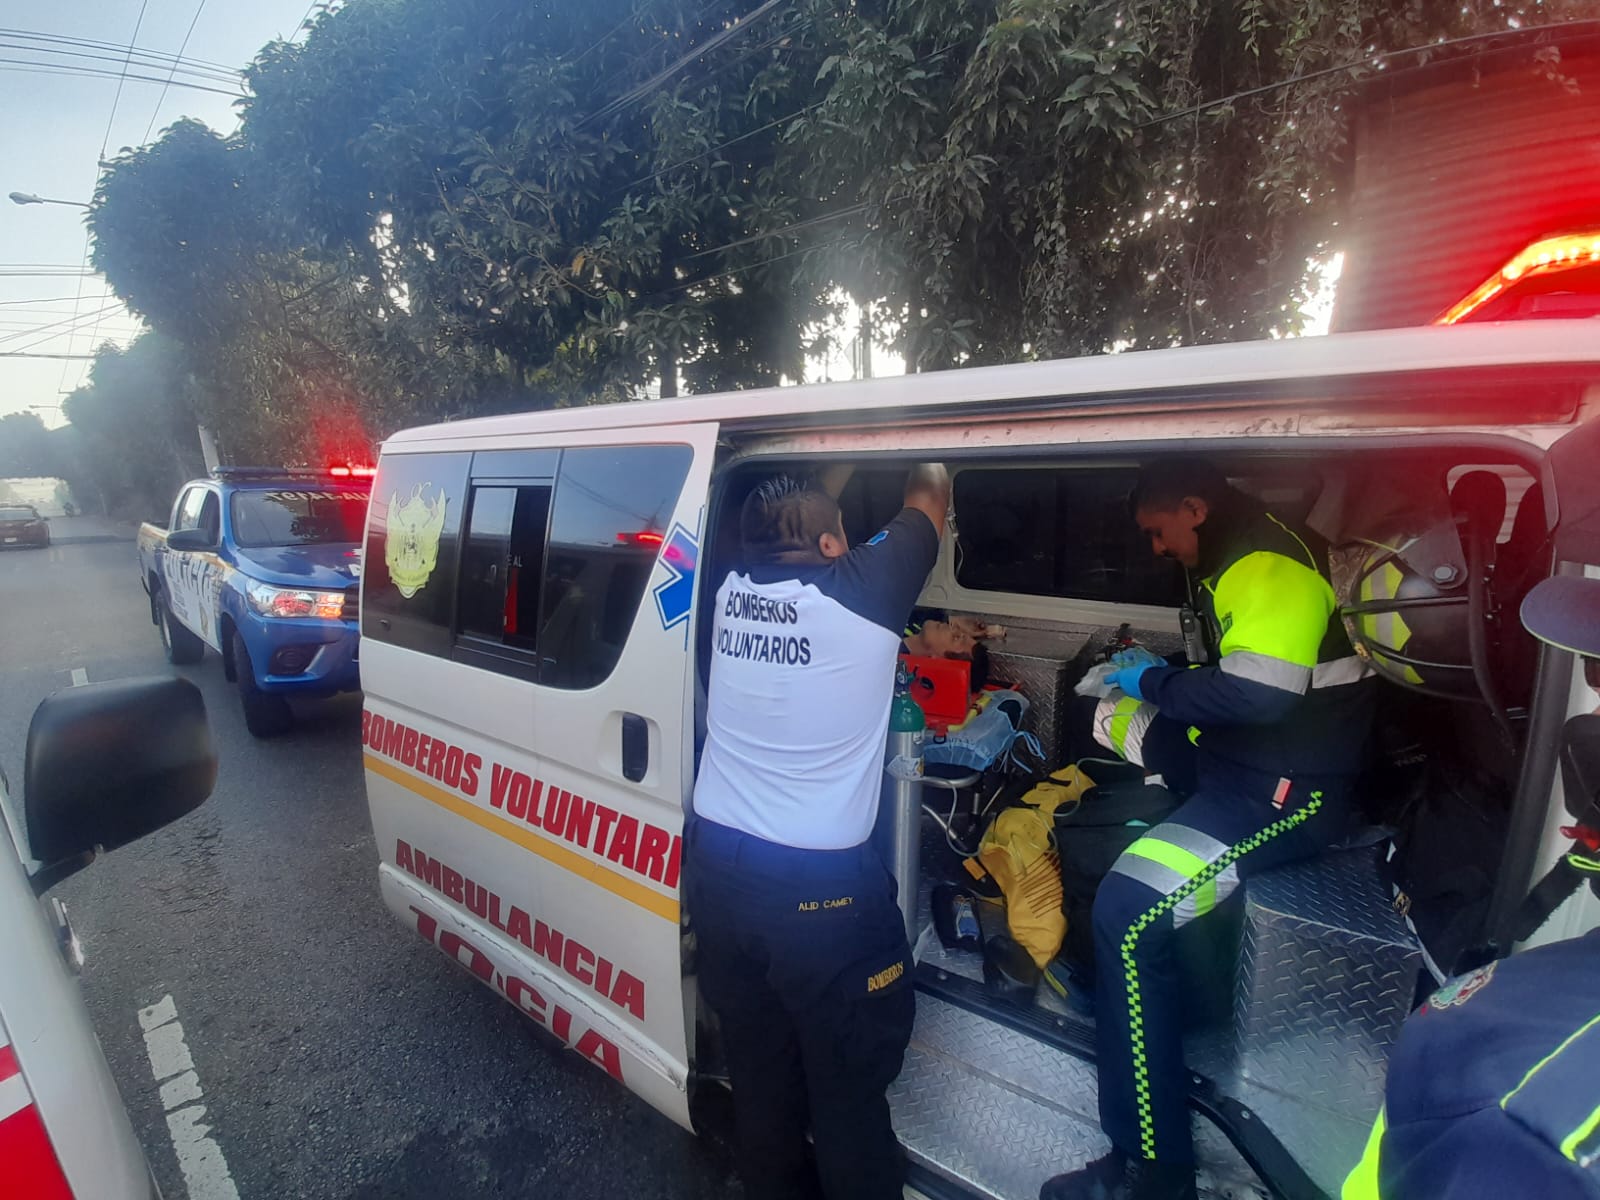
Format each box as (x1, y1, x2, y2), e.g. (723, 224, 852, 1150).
(230, 490, 368, 548)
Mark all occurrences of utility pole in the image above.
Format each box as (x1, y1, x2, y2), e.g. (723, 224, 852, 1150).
(858, 302, 873, 379)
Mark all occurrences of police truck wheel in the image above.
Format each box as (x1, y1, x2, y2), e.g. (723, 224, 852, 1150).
(158, 594, 205, 665)
(232, 630, 293, 739)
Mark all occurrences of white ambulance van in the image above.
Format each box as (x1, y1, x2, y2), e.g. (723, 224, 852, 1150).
(358, 320, 1600, 1200)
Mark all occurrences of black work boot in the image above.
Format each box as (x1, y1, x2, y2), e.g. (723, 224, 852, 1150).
(1039, 1150, 1198, 1200)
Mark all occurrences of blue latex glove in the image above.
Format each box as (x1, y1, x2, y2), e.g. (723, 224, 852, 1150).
(1106, 662, 1153, 701)
(1109, 645, 1164, 672)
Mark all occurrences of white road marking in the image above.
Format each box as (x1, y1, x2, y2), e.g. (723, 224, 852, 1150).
(139, 994, 240, 1200)
(160, 1070, 203, 1109)
(69, 667, 87, 687)
(144, 1022, 195, 1080)
(138, 995, 178, 1030)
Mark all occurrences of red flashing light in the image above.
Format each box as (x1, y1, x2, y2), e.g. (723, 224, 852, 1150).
(328, 466, 351, 477)
(1435, 230, 1600, 325)
(617, 530, 665, 547)
(326, 464, 376, 479)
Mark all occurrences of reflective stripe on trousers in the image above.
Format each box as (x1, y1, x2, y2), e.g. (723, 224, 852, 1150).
(1093, 777, 1345, 1165)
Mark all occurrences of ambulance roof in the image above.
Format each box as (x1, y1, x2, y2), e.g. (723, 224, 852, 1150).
(382, 320, 1600, 449)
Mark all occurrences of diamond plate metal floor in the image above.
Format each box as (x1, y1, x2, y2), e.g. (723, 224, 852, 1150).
(894, 992, 1268, 1200)
(907, 821, 1412, 1198)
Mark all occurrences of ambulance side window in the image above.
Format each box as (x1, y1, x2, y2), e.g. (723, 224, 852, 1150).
(454, 478, 553, 681)
(536, 445, 692, 690)
(363, 452, 471, 658)
(953, 467, 1186, 606)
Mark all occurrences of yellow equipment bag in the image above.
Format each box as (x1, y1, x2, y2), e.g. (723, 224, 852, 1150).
(966, 772, 1083, 969)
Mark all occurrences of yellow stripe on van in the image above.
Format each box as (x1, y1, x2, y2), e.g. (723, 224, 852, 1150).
(364, 753, 680, 923)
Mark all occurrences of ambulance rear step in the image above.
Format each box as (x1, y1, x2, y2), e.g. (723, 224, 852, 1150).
(897, 845, 1422, 1200)
(895, 973, 1277, 1200)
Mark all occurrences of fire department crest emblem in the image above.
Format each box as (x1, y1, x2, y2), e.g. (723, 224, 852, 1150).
(1426, 961, 1497, 1011)
(385, 484, 447, 599)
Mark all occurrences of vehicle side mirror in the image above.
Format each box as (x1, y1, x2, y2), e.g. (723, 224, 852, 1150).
(167, 528, 216, 552)
(25, 677, 217, 895)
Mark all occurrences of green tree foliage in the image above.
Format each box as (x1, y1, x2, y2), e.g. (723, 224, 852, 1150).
(92, 1, 847, 460)
(788, 0, 1595, 367)
(57, 335, 207, 520)
(0, 412, 58, 479)
(89, 121, 394, 463)
(87, 0, 1591, 458)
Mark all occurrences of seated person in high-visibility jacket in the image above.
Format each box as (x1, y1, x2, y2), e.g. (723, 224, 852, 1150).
(1040, 457, 1377, 1200)
(1342, 575, 1600, 1200)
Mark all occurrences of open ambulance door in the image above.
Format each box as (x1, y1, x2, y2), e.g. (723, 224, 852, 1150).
(1490, 412, 1600, 950)
(362, 423, 716, 1130)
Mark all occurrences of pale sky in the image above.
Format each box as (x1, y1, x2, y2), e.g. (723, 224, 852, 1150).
(0, 0, 320, 428)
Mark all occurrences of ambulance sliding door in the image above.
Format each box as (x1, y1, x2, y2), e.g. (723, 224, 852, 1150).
(522, 429, 712, 1126)
(361, 426, 714, 1130)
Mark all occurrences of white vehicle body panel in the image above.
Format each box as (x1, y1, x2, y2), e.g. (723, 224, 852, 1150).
(364, 320, 1600, 1137)
(1, 793, 153, 1198)
(362, 423, 718, 1128)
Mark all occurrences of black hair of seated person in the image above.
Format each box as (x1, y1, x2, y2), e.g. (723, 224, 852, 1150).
(740, 474, 845, 565)
(1127, 456, 1233, 516)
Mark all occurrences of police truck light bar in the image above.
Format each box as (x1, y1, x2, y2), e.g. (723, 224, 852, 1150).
(328, 464, 377, 478)
(1435, 230, 1600, 325)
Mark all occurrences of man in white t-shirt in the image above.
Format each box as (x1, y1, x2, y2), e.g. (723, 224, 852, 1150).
(688, 464, 948, 1200)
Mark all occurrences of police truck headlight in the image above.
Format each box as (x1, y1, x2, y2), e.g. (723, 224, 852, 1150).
(245, 580, 346, 620)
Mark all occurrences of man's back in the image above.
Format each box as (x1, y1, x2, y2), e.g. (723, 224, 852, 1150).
(694, 508, 938, 851)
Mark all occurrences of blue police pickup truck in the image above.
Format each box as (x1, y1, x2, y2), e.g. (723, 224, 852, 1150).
(137, 468, 371, 737)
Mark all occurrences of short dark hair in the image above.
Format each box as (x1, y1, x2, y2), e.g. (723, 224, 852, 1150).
(1129, 456, 1231, 515)
(740, 474, 844, 563)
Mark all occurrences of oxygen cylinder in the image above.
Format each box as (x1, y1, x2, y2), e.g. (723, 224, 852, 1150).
(877, 663, 926, 946)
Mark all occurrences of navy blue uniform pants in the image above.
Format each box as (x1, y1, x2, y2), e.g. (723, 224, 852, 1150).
(1092, 753, 1351, 1165)
(686, 818, 915, 1200)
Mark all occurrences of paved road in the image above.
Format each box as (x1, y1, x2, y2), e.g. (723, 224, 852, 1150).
(1, 532, 741, 1200)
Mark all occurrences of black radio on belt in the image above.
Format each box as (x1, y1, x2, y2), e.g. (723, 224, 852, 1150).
(1179, 604, 1209, 665)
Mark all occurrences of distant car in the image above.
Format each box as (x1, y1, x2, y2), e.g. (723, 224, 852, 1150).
(0, 505, 49, 549)
(1, 676, 217, 1198)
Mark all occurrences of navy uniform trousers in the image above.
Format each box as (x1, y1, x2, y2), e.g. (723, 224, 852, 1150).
(1092, 716, 1352, 1165)
(686, 817, 916, 1200)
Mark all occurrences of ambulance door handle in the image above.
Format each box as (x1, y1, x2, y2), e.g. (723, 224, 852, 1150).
(621, 713, 649, 783)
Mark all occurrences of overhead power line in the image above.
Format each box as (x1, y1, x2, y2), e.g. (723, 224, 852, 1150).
(1141, 19, 1600, 128)
(0, 303, 125, 349)
(0, 27, 241, 74)
(0, 352, 101, 360)
(142, 0, 213, 144)
(100, 0, 154, 161)
(619, 33, 975, 194)
(0, 269, 101, 277)
(0, 38, 241, 85)
(0, 295, 100, 306)
(579, 0, 789, 129)
(0, 62, 241, 96)
(568, 0, 665, 67)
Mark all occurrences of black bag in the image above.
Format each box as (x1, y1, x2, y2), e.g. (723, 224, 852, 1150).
(1055, 782, 1182, 981)
(1377, 758, 1510, 985)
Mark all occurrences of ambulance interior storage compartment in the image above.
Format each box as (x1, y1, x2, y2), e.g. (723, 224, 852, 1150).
(692, 445, 1549, 1200)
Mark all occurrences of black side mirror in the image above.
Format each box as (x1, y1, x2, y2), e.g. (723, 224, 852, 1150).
(167, 528, 216, 552)
(25, 677, 217, 894)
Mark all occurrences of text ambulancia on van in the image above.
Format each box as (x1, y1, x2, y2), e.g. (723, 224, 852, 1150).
(357, 318, 1600, 1200)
